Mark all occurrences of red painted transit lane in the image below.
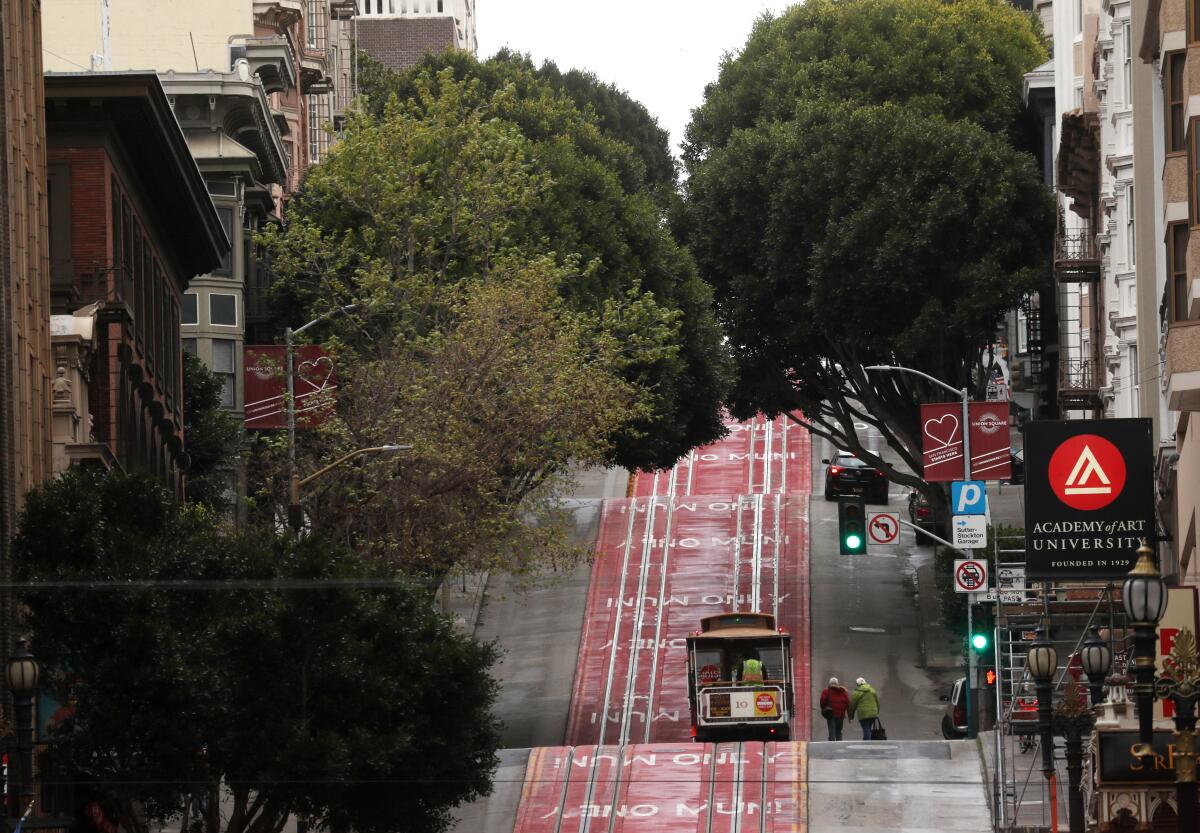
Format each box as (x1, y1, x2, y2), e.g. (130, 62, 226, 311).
(510, 742, 808, 833)
(565, 414, 811, 747)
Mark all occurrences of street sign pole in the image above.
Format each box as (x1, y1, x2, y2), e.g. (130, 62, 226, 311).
(960, 385, 980, 740)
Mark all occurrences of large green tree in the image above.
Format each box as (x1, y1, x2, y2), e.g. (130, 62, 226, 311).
(15, 468, 500, 833)
(314, 52, 731, 472)
(683, 0, 1053, 494)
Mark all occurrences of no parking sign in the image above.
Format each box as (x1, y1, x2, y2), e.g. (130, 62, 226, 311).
(954, 559, 988, 594)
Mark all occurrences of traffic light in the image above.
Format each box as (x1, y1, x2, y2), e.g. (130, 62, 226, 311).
(838, 496, 867, 555)
(983, 667, 997, 687)
(971, 630, 990, 653)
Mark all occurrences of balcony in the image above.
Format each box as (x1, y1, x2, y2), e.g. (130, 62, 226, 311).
(231, 36, 297, 95)
(1058, 357, 1103, 412)
(1166, 324, 1200, 412)
(1054, 219, 1101, 282)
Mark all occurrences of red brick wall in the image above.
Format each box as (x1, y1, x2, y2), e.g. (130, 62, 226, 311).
(357, 17, 459, 74)
(49, 147, 109, 278)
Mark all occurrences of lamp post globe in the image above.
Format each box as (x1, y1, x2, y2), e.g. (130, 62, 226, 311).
(1080, 626, 1112, 706)
(1122, 541, 1167, 626)
(6, 640, 38, 694)
(1027, 626, 1058, 684)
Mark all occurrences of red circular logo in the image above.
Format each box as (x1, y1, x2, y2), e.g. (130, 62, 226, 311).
(698, 664, 720, 684)
(756, 693, 775, 711)
(1048, 434, 1126, 510)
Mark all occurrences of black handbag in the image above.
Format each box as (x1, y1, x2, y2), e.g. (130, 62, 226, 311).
(873, 717, 888, 740)
(821, 705, 834, 719)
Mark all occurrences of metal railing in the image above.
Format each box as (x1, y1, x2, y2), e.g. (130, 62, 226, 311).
(1058, 358, 1100, 392)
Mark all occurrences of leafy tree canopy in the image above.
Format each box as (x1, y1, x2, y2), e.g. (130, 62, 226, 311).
(15, 468, 500, 833)
(685, 0, 1047, 158)
(682, 0, 1053, 492)
(285, 55, 731, 471)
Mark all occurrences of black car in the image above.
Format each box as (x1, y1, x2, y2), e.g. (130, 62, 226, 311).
(822, 451, 889, 503)
(907, 490, 948, 543)
(1005, 447, 1025, 485)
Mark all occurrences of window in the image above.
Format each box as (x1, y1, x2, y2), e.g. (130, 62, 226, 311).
(1123, 22, 1132, 105)
(182, 293, 198, 325)
(210, 293, 237, 326)
(214, 206, 234, 276)
(1170, 223, 1189, 322)
(212, 339, 237, 409)
(1193, 121, 1200, 223)
(1193, 0, 1200, 42)
(1168, 54, 1186, 153)
(182, 338, 197, 355)
(1126, 184, 1135, 268)
(141, 242, 152, 351)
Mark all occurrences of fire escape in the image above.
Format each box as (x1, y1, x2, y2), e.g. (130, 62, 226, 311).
(1054, 109, 1104, 417)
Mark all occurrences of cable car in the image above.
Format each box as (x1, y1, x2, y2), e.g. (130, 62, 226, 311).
(685, 611, 794, 742)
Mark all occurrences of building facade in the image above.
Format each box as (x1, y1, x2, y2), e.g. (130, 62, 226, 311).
(354, 0, 476, 73)
(1, 0, 53, 528)
(44, 73, 227, 492)
(1139, 0, 1200, 588)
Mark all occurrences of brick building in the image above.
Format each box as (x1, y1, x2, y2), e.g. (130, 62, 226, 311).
(354, 0, 477, 74)
(45, 73, 227, 493)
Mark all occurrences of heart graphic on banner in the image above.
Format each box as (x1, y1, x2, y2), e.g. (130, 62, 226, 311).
(923, 414, 959, 449)
(297, 356, 335, 392)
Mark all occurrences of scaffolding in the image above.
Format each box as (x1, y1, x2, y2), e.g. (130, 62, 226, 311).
(988, 530, 1131, 832)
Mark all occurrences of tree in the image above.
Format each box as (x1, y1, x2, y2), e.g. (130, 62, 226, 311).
(14, 468, 500, 833)
(340, 53, 731, 471)
(182, 352, 242, 511)
(682, 0, 1052, 500)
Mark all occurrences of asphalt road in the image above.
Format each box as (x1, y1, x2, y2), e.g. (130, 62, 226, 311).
(807, 432, 960, 741)
(474, 466, 628, 749)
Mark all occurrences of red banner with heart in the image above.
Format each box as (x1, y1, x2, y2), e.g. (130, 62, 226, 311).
(243, 345, 339, 430)
(920, 402, 1011, 482)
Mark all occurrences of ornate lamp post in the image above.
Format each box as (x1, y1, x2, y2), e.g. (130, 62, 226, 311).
(1053, 680, 1095, 833)
(1153, 628, 1200, 833)
(6, 640, 40, 815)
(1122, 542, 1168, 754)
(1080, 625, 1113, 707)
(1028, 622, 1058, 776)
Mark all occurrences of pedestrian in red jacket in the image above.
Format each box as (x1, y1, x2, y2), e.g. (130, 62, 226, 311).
(820, 677, 851, 741)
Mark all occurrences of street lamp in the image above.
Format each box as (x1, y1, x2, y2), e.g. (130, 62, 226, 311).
(1122, 541, 1167, 755)
(285, 304, 358, 493)
(288, 444, 411, 532)
(1153, 628, 1200, 833)
(1053, 680, 1095, 833)
(1080, 625, 1113, 707)
(6, 640, 39, 815)
(1027, 622, 1058, 776)
(865, 363, 978, 736)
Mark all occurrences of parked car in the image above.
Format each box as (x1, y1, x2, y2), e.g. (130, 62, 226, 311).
(907, 490, 948, 543)
(941, 677, 967, 739)
(1005, 447, 1025, 485)
(822, 451, 889, 503)
(940, 674, 1039, 742)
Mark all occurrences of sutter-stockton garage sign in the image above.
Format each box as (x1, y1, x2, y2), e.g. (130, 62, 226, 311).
(1024, 418, 1154, 579)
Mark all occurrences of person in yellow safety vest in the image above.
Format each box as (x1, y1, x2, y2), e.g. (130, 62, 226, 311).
(741, 655, 764, 684)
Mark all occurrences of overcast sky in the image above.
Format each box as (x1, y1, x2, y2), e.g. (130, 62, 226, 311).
(476, 1, 795, 158)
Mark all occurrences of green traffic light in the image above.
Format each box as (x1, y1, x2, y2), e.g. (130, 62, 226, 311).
(845, 534, 862, 550)
(971, 633, 989, 651)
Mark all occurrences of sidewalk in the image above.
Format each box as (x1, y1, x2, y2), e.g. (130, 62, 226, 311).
(440, 570, 490, 633)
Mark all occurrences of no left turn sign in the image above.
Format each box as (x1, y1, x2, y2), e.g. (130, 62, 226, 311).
(867, 512, 900, 545)
(954, 559, 988, 594)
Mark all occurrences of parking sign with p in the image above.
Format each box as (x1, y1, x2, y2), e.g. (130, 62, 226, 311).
(952, 480, 987, 516)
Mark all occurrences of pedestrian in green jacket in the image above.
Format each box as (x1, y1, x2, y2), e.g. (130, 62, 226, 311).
(849, 677, 881, 739)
